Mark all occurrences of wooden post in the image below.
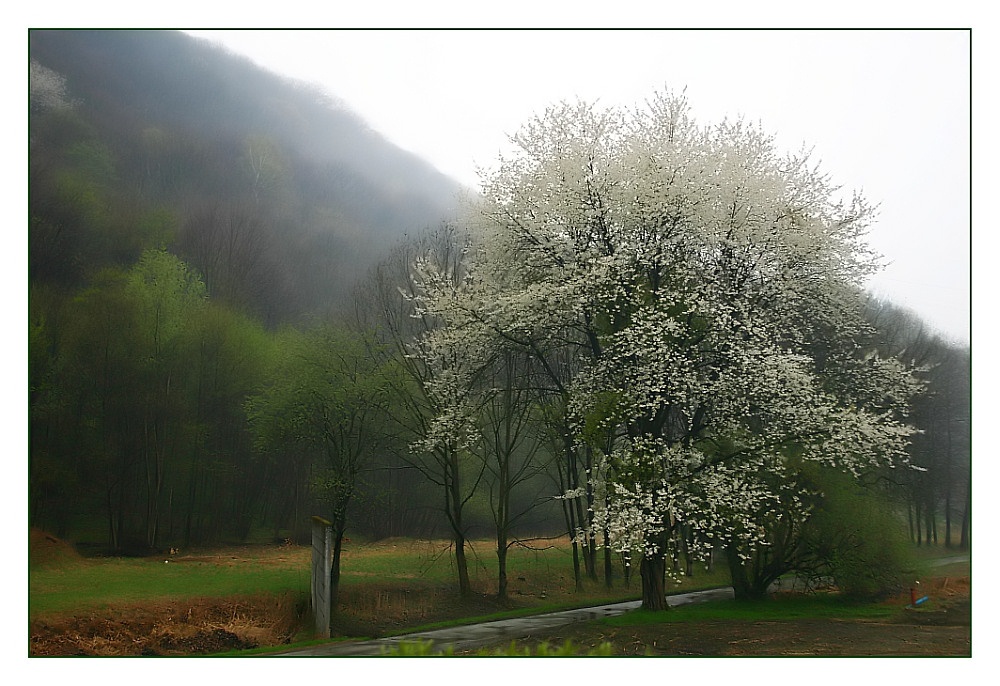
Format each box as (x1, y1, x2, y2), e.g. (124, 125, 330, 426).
(311, 516, 333, 638)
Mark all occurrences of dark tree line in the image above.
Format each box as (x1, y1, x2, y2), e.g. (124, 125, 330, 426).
(28, 29, 463, 552)
(865, 299, 971, 549)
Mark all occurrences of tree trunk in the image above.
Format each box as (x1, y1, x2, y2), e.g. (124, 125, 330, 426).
(959, 472, 970, 549)
(945, 416, 954, 547)
(495, 445, 510, 602)
(603, 536, 614, 589)
(574, 492, 596, 581)
(455, 532, 471, 596)
(444, 447, 472, 597)
(570, 539, 583, 591)
(496, 539, 509, 604)
(106, 488, 120, 552)
(583, 446, 598, 582)
(603, 492, 614, 588)
(330, 528, 344, 611)
(945, 492, 953, 547)
(558, 435, 583, 591)
(639, 554, 667, 610)
(682, 529, 693, 578)
(726, 544, 770, 601)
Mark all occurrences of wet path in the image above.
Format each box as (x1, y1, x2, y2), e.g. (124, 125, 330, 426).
(278, 587, 735, 656)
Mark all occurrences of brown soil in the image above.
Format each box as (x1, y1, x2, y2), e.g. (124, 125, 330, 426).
(29, 528, 82, 567)
(29, 593, 306, 656)
(29, 584, 505, 657)
(498, 576, 972, 656)
(28, 533, 506, 656)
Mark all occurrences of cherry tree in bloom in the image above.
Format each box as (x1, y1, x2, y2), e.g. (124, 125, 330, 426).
(410, 92, 921, 609)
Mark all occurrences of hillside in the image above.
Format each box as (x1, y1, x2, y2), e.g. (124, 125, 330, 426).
(28, 30, 470, 551)
(29, 29, 465, 323)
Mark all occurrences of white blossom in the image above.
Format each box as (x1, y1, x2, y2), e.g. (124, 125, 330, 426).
(409, 90, 919, 570)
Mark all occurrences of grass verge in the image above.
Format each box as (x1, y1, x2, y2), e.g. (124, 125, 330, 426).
(606, 593, 899, 627)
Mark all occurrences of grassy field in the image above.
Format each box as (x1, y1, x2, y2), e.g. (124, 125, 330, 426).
(30, 543, 308, 617)
(28, 528, 969, 656)
(476, 547, 972, 657)
(30, 530, 739, 614)
(29, 530, 728, 655)
(29, 532, 692, 617)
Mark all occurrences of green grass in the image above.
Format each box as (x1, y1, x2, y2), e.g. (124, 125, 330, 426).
(901, 543, 970, 582)
(605, 594, 899, 627)
(32, 536, 942, 630)
(388, 593, 639, 635)
(27, 536, 731, 623)
(380, 638, 615, 656)
(385, 568, 731, 636)
(27, 536, 642, 619)
(29, 556, 311, 617)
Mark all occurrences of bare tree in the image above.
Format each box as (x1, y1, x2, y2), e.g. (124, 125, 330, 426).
(352, 226, 482, 597)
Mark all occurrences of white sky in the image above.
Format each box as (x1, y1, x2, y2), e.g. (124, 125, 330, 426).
(185, 28, 971, 344)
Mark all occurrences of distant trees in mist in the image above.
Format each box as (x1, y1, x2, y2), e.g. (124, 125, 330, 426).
(28, 29, 468, 550)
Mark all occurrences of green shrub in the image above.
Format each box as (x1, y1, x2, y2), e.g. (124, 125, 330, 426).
(381, 639, 614, 656)
(381, 640, 454, 656)
(802, 469, 912, 600)
(481, 640, 614, 656)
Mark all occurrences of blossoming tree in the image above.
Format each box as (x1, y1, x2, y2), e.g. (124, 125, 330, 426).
(411, 92, 919, 610)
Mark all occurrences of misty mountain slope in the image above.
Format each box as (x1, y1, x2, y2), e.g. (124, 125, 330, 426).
(29, 29, 465, 321)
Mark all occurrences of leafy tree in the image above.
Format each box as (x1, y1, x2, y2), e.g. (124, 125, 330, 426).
(246, 325, 393, 611)
(29, 283, 79, 536)
(798, 467, 912, 600)
(179, 302, 275, 544)
(355, 227, 485, 597)
(46, 267, 138, 549)
(411, 93, 919, 609)
(122, 249, 207, 548)
(39, 250, 206, 550)
(718, 461, 912, 601)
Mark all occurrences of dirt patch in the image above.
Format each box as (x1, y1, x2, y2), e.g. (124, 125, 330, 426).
(493, 577, 971, 657)
(515, 613, 971, 656)
(29, 585, 506, 656)
(29, 528, 82, 568)
(29, 593, 306, 656)
(885, 575, 971, 627)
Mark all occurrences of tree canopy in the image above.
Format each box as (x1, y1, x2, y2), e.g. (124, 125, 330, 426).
(410, 92, 923, 608)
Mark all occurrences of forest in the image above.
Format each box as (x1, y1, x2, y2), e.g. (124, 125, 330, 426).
(28, 31, 969, 607)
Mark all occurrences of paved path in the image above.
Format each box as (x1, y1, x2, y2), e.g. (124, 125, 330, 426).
(278, 587, 734, 656)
